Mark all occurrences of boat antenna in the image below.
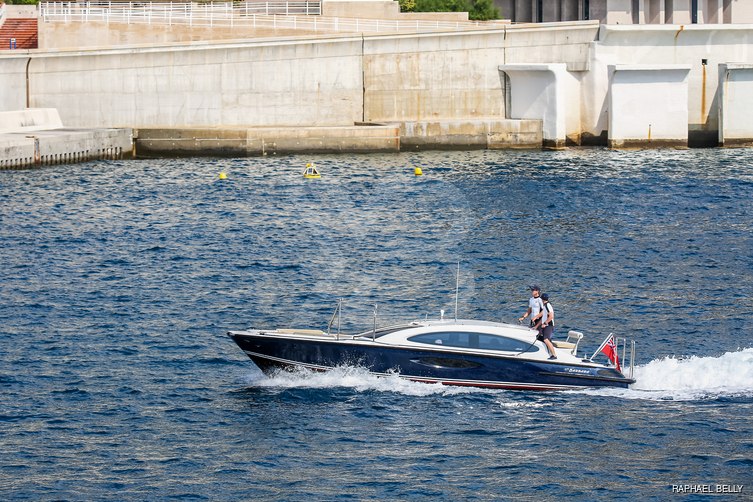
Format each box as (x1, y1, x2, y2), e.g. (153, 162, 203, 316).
(454, 261, 460, 321)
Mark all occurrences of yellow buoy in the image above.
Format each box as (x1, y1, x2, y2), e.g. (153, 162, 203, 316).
(303, 163, 321, 179)
(414, 167, 423, 176)
(219, 172, 227, 180)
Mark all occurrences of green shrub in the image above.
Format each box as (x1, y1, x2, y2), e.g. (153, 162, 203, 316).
(401, 0, 500, 20)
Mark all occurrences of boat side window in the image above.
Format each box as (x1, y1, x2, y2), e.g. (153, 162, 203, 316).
(409, 332, 475, 348)
(407, 332, 481, 349)
(477, 334, 538, 352)
(409, 332, 538, 352)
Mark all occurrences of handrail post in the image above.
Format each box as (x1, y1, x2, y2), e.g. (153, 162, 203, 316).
(327, 298, 344, 340)
(630, 340, 636, 380)
(337, 298, 342, 339)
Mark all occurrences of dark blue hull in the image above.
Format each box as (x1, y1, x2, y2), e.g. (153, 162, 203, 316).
(229, 332, 634, 390)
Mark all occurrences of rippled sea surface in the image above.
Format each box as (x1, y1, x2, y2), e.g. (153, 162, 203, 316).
(2, 148, 753, 500)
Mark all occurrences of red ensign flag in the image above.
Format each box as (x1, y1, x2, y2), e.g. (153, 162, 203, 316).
(600, 335, 621, 372)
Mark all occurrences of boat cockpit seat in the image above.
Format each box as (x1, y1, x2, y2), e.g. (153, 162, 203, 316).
(276, 329, 328, 336)
(551, 330, 584, 355)
(552, 341, 577, 349)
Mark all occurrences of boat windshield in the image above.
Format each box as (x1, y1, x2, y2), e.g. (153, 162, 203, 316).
(353, 324, 415, 339)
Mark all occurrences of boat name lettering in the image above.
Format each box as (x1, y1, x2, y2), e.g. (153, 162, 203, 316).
(563, 368, 590, 375)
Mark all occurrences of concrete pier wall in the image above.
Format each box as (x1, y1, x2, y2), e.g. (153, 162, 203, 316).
(1, 22, 595, 152)
(586, 24, 753, 146)
(4, 21, 753, 152)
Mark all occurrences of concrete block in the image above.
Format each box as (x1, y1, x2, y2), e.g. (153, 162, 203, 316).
(321, 0, 401, 19)
(718, 63, 753, 146)
(0, 109, 64, 134)
(400, 119, 541, 149)
(608, 64, 691, 148)
(0, 135, 35, 169)
(135, 124, 400, 156)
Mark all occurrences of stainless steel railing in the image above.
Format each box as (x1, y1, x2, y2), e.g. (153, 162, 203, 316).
(327, 297, 343, 339)
(617, 336, 636, 380)
(39, 1, 496, 34)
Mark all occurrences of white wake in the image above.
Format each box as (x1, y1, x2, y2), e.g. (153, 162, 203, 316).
(629, 347, 753, 397)
(244, 365, 478, 397)
(576, 348, 753, 401)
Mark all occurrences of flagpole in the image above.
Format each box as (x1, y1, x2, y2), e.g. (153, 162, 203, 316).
(590, 333, 613, 361)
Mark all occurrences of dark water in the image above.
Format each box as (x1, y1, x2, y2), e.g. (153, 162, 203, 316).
(1, 149, 752, 500)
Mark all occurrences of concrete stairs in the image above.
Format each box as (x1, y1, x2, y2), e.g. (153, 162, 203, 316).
(0, 18, 38, 50)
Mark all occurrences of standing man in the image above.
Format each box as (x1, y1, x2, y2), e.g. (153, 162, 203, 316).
(539, 293, 557, 360)
(518, 285, 544, 328)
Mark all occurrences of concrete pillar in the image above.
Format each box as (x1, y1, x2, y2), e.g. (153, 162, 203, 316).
(718, 63, 753, 146)
(606, 0, 634, 24)
(542, 0, 560, 21)
(701, 0, 722, 23)
(498, 63, 578, 148)
(508, 0, 533, 22)
(496, 0, 515, 20)
(666, 0, 692, 24)
(607, 64, 692, 148)
(646, 0, 665, 23)
(728, 0, 753, 23)
(562, 0, 580, 21)
(633, 0, 647, 24)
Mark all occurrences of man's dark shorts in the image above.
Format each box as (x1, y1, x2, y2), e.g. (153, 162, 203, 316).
(539, 324, 554, 340)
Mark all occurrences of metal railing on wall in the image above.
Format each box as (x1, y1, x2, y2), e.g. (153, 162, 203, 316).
(39, 1, 492, 34)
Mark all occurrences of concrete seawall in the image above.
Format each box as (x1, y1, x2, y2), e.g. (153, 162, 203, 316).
(3, 20, 753, 153)
(134, 119, 542, 156)
(135, 124, 402, 156)
(1, 22, 594, 153)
